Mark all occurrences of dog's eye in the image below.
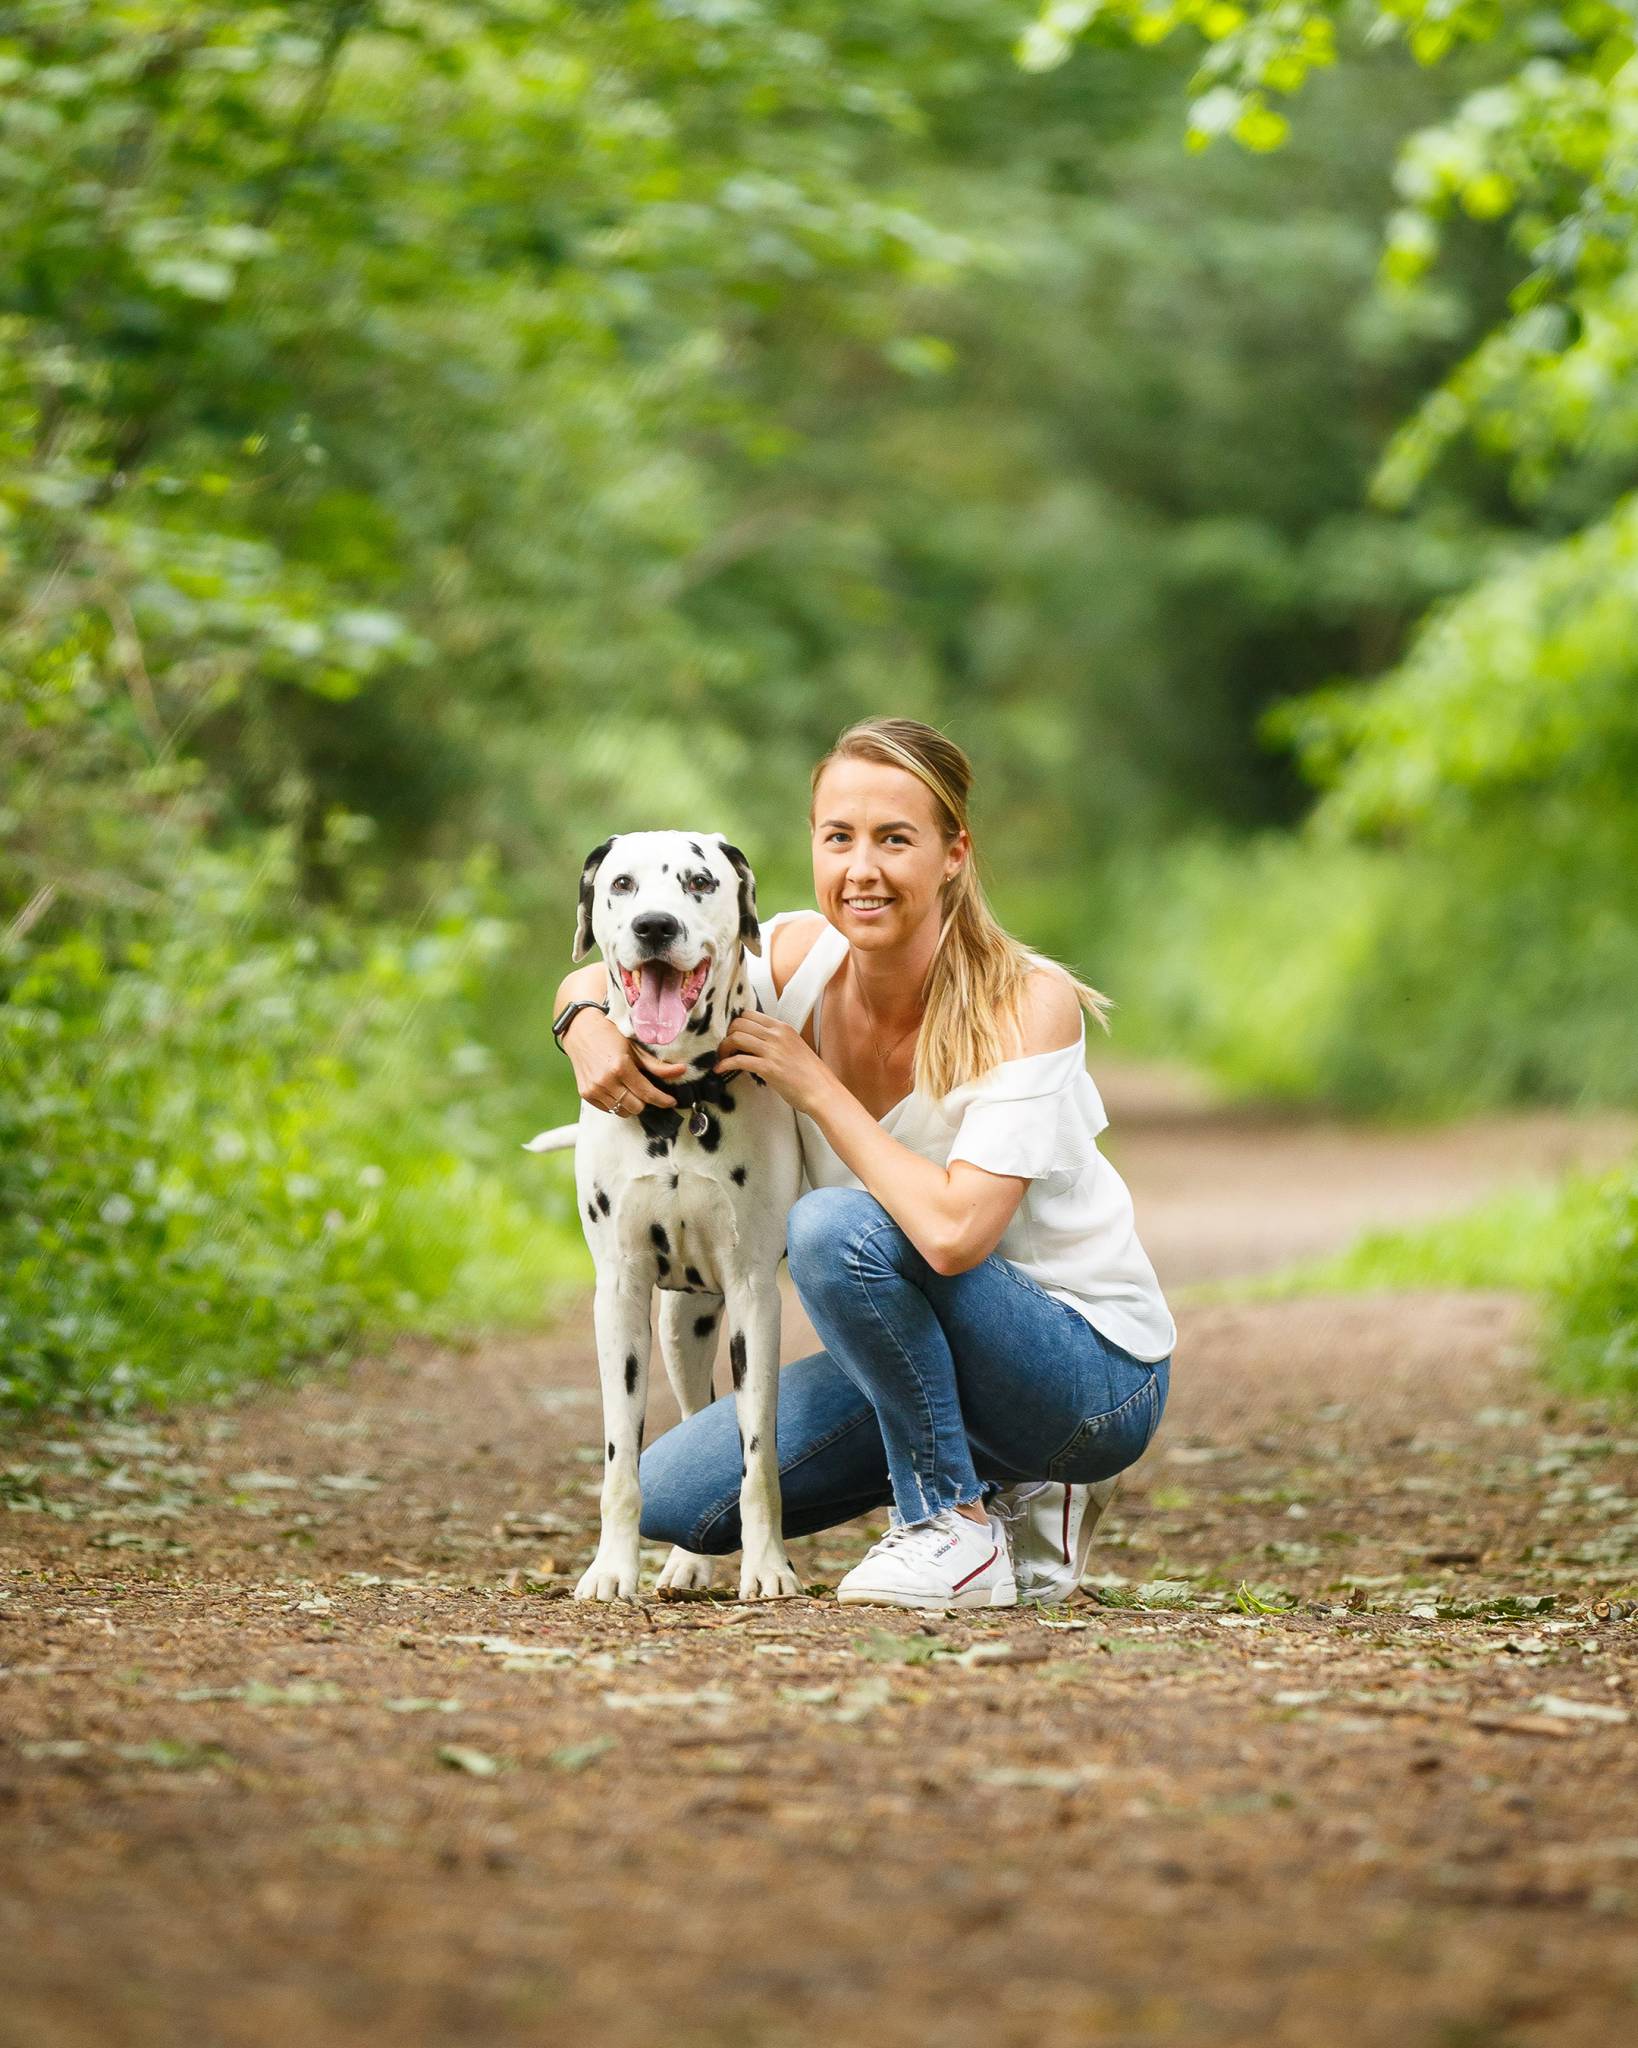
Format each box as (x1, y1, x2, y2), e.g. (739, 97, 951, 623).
(686, 872, 718, 894)
(610, 875, 636, 894)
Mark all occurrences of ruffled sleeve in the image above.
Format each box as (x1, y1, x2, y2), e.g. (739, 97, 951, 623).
(944, 1032, 1108, 1184)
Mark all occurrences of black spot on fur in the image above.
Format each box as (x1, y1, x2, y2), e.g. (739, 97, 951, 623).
(647, 1139, 670, 1157)
(638, 1105, 682, 1146)
(595, 1188, 611, 1216)
(684, 1265, 704, 1288)
(574, 837, 616, 958)
(606, 1441, 614, 1461)
(655, 1252, 670, 1278)
(693, 1313, 717, 1339)
(586, 1202, 597, 1224)
(670, 1173, 679, 1189)
(624, 1352, 639, 1394)
(637, 1416, 645, 1452)
(729, 1331, 746, 1390)
(649, 1222, 669, 1255)
(691, 1053, 716, 1071)
(696, 1112, 721, 1152)
(717, 840, 760, 947)
(748, 1435, 759, 1454)
(690, 841, 704, 859)
(730, 1165, 747, 1185)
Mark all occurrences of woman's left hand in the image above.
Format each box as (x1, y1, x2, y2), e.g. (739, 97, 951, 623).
(714, 1012, 832, 1117)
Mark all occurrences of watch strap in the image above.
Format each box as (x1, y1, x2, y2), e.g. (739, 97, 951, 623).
(552, 997, 609, 1053)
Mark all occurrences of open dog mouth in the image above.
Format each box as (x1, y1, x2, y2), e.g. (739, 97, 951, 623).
(618, 957, 712, 1044)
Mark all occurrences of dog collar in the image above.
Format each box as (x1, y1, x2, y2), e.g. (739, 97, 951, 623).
(629, 994, 761, 1138)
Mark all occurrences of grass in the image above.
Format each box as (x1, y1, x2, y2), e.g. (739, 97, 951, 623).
(1189, 1176, 1604, 1305)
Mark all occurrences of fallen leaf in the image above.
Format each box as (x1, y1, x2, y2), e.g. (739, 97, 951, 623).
(1468, 1712, 1576, 1740)
(970, 1765, 1106, 1791)
(549, 1737, 617, 1772)
(437, 1744, 503, 1777)
(603, 1689, 734, 1712)
(1528, 1694, 1630, 1725)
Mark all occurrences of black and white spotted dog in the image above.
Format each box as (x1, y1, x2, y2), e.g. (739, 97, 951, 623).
(526, 832, 803, 1603)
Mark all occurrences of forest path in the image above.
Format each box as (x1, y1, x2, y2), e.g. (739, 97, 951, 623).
(4, 1074, 1637, 2048)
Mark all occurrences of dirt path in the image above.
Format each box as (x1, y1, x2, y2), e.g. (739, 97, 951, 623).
(4, 1072, 1636, 2048)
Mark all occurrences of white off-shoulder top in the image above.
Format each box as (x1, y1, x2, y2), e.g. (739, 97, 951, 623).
(745, 911, 1176, 1363)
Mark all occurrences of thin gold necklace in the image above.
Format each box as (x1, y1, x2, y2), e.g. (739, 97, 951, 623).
(851, 958, 922, 1071)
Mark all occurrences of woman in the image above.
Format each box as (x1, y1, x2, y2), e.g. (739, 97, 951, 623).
(552, 717, 1175, 1609)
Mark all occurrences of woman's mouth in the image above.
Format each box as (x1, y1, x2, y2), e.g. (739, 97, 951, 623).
(618, 957, 712, 1043)
(843, 897, 894, 919)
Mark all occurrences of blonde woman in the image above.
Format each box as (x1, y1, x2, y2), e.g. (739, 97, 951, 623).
(553, 718, 1175, 1608)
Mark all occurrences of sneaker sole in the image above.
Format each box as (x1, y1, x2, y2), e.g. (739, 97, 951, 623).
(836, 1582, 1017, 1610)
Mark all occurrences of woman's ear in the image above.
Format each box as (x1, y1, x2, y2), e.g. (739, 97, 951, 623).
(573, 837, 617, 960)
(714, 837, 762, 955)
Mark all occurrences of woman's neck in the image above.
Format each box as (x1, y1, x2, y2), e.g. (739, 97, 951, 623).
(846, 913, 940, 1033)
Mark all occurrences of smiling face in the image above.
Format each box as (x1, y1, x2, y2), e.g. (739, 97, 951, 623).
(574, 831, 758, 1048)
(810, 758, 967, 948)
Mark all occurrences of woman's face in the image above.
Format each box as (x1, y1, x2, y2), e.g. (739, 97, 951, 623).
(810, 758, 967, 947)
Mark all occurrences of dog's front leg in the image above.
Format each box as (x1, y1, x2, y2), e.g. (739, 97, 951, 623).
(725, 1279, 800, 1601)
(575, 1275, 652, 1602)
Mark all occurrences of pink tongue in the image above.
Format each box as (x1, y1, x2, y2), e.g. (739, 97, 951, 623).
(633, 962, 689, 1044)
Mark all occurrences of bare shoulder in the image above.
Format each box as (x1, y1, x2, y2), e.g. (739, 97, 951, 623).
(1009, 964, 1084, 1057)
(769, 912, 828, 999)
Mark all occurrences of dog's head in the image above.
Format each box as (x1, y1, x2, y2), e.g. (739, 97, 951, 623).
(572, 830, 760, 1049)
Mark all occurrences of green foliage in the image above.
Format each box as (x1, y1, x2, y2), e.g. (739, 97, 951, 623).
(1041, 1, 1638, 1382)
(1106, 800, 1638, 1112)
(0, 834, 580, 1413)
(1548, 1160, 1638, 1397)
(1217, 1176, 1605, 1301)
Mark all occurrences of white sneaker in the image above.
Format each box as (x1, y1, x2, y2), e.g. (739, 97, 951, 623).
(990, 1478, 1118, 1605)
(836, 1506, 1017, 1610)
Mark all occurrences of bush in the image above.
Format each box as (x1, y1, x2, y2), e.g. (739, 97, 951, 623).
(1100, 804, 1638, 1116)
(0, 837, 584, 1415)
(1548, 1162, 1638, 1399)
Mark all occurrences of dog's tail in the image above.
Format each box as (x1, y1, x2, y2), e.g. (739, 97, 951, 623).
(522, 1126, 579, 1155)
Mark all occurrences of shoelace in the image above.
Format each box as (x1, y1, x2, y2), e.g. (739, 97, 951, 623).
(861, 1508, 998, 1569)
(989, 1481, 1051, 1532)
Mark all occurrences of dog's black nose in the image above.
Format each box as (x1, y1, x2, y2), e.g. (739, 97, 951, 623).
(630, 911, 682, 950)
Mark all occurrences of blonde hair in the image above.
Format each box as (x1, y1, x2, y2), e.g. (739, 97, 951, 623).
(809, 717, 1110, 1100)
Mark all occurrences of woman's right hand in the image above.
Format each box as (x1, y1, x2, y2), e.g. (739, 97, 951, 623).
(564, 1009, 689, 1116)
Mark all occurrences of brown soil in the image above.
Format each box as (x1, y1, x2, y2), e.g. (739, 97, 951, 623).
(3, 1068, 1636, 2048)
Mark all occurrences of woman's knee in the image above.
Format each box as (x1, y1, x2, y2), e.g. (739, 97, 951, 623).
(637, 1427, 740, 1554)
(786, 1185, 893, 1288)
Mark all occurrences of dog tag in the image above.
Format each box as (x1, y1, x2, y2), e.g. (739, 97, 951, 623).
(688, 1107, 710, 1139)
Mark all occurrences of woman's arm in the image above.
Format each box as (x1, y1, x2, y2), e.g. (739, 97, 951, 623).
(714, 968, 1083, 1276)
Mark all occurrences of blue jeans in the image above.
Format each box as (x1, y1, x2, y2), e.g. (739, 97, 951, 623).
(639, 1185, 1170, 1555)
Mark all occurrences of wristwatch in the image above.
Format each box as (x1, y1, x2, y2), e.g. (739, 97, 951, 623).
(551, 997, 609, 1054)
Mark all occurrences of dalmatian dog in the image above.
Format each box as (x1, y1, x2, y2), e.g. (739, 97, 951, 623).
(525, 831, 804, 1603)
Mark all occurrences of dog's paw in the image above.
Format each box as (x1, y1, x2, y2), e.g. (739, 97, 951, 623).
(655, 1547, 714, 1594)
(739, 1552, 802, 1602)
(574, 1556, 642, 1602)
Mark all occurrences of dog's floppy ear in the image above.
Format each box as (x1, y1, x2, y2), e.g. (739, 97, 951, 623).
(715, 836, 761, 956)
(572, 836, 617, 962)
